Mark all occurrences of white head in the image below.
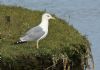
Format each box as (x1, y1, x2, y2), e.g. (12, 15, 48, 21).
(42, 13, 55, 20)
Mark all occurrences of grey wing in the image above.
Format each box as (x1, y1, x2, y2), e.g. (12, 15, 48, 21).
(26, 26, 41, 35)
(20, 26, 45, 41)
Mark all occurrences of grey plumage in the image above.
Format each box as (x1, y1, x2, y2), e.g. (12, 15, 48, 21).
(20, 26, 45, 41)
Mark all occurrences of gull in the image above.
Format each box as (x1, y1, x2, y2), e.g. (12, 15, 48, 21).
(14, 13, 55, 48)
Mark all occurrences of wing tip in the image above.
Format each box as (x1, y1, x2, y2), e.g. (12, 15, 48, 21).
(14, 40, 27, 44)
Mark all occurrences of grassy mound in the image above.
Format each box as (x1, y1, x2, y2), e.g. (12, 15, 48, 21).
(0, 5, 93, 70)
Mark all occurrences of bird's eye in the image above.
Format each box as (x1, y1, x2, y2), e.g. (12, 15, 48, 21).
(47, 15, 49, 17)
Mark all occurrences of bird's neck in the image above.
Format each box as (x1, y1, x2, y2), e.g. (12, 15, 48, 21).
(39, 19, 49, 31)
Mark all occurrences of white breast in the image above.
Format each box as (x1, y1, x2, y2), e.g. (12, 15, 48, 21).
(39, 22, 48, 40)
(38, 17, 49, 41)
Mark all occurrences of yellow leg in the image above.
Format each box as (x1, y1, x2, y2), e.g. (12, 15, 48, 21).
(37, 40, 39, 48)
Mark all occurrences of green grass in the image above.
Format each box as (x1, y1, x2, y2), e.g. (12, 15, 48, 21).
(0, 5, 93, 70)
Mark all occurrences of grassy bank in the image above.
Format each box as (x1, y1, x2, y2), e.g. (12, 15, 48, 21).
(0, 5, 93, 70)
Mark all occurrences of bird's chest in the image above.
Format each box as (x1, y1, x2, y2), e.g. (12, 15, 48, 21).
(42, 29, 48, 39)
